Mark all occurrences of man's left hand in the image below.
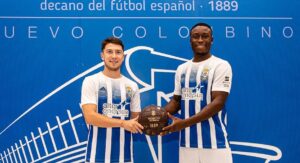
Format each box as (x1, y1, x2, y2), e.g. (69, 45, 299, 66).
(160, 113, 186, 136)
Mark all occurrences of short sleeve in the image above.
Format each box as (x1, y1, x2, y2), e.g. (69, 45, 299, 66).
(211, 61, 233, 93)
(130, 83, 141, 112)
(81, 77, 97, 107)
(173, 66, 182, 95)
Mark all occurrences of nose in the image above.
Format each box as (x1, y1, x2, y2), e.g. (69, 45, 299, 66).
(111, 52, 118, 58)
(197, 36, 204, 42)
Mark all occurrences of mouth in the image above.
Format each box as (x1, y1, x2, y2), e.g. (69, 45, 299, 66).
(109, 60, 118, 65)
(196, 44, 206, 48)
(194, 45, 206, 50)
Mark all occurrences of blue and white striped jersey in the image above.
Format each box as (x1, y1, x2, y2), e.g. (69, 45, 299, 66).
(174, 55, 232, 149)
(81, 72, 141, 163)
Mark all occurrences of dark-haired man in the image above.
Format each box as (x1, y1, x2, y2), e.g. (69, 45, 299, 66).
(81, 37, 143, 163)
(161, 23, 233, 163)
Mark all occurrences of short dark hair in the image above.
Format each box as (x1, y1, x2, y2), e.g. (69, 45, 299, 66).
(190, 22, 213, 36)
(101, 37, 124, 51)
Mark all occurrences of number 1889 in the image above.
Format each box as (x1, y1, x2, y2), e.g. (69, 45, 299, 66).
(208, 0, 238, 12)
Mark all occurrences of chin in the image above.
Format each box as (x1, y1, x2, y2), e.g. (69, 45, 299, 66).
(193, 47, 207, 54)
(195, 52, 208, 56)
(107, 66, 121, 71)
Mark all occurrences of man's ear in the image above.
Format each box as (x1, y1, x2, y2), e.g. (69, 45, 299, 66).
(101, 52, 104, 60)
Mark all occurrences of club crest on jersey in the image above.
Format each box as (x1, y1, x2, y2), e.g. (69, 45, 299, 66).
(102, 103, 129, 117)
(126, 86, 133, 98)
(201, 67, 210, 81)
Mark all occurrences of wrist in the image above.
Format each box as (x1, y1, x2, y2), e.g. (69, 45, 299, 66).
(120, 120, 124, 128)
(182, 119, 190, 128)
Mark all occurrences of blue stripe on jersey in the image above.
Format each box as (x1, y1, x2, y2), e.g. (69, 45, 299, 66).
(180, 101, 186, 146)
(201, 120, 211, 148)
(188, 68, 198, 147)
(111, 85, 121, 162)
(189, 101, 198, 147)
(96, 128, 107, 162)
(212, 113, 226, 148)
(221, 106, 228, 147)
(98, 85, 108, 114)
(215, 106, 228, 148)
(124, 130, 131, 162)
(123, 90, 132, 162)
(111, 128, 121, 162)
(200, 79, 212, 148)
(221, 106, 227, 126)
(180, 71, 186, 146)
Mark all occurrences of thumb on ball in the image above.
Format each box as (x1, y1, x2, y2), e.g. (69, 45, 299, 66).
(133, 116, 139, 121)
(167, 113, 176, 120)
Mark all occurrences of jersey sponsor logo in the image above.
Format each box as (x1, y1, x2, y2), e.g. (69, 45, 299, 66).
(101, 86, 132, 117)
(181, 66, 210, 100)
(102, 103, 129, 117)
(181, 86, 203, 100)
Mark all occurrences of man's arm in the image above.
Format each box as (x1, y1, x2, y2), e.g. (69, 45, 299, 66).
(164, 95, 181, 115)
(161, 91, 228, 134)
(82, 104, 143, 134)
(131, 111, 139, 119)
(183, 91, 228, 127)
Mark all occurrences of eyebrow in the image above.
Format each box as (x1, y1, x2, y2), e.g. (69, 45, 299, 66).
(105, 49, 123, 51)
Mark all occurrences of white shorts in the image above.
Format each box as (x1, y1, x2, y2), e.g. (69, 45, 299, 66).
(179, 147, 233, 163)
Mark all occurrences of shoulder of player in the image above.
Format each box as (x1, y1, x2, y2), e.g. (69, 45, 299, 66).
(121, 76, 139, 90)
(83, 72, 102, 84)
(177, 60, 192, 70)
(211, 55, 231, 67)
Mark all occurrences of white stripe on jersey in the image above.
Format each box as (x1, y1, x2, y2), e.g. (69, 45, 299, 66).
(90, 86, 100, 163)
(105, 80, 112, 163)
(219, 111, 230, 148)
(209, 118, 217, 148)
(90, 126, 98, 162)
(196, 65, 203, 148)
(119, 82, 126, 163)
(119, 127, 125, 163)
(184, 64, 192, 148)
(105, 129, 112, 163)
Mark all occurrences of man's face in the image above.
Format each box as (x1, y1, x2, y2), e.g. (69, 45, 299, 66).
(101, 43, 124, 71)
(190, 26, 213, 55)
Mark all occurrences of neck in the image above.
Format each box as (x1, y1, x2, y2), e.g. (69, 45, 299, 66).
(102, 68, 121, 79)
(193, 53, 211, 62)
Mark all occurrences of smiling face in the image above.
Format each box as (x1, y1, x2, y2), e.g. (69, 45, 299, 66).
(190, 25, 213, 57)
(101, 43, 124, 71)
